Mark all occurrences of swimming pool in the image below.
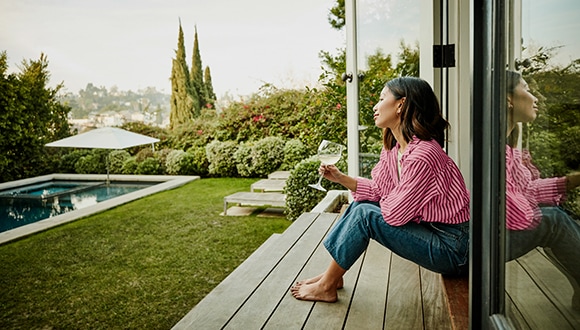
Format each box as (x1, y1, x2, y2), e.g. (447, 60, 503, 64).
(0, 174, 198, 244)
(0, 180, 157, 233)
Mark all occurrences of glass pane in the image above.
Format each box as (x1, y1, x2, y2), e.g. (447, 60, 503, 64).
(505, 1, 580, 328)
(355, 0, 420, 177)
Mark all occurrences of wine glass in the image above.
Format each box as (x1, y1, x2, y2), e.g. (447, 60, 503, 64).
(308, 140, 345, 191)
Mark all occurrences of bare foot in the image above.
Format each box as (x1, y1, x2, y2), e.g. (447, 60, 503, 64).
(290, 281, 338, 302)
(295, 274, 344, 289)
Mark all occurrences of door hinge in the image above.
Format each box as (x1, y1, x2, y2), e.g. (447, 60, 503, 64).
(433, 44, 456, 68)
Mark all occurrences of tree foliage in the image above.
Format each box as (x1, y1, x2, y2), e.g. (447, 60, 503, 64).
(0, 51, 71, 182)
(169, 23, 216, 129)
(169, 22, 195, 129)
(190, 26, 205, 116)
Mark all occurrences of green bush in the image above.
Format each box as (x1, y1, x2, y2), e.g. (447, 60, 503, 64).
(281, 139, 307, 170)
(74, 150, 108, 174)
(108, 150, 131, 174)
(154, 148, 172, 174)
(135, 157, 161, 175)
(165, 150, 187, 175)
(251, 136, 286, 177)
(59, 150, 91, 173)
(284, 156, 345, 221)
(206, 140, 239, 177)
(185, 146, 209, 176)
(121, 157, 138, 174)
(233, 142, 254, 177)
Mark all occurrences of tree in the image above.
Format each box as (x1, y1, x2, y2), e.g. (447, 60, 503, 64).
(328, 0, 345, 30)
(204, 66, 216, 109)
(0, 51, 71, 181)
(190, 26, 206, 116)
(169, 21, 196, 130)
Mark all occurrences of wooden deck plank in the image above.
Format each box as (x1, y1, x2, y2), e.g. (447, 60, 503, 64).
(506, 259, 574, 329)
(223, 213, 339, 328)
(516, 249, 580, 327)
(343, 240, 391, 330)
(421, 268, 453, 329)
(506, 293, 533, 330)
(302, 255, 366, 330)
(263, 220, 339, 329)
(384, 254, 424, 329)
(172, 212, 320, 329)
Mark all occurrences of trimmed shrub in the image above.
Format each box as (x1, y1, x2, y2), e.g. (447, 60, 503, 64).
(165, 150, 187, 175)
(251, 136, 285, 177)
(284, 156, 345, 221)
(185, 146, 209, 176)
(206, 140, 239, 177)
(154, 148, 172, 174)
(59, 150, 91, 173)
(281, 139, 307, 170)
(74, 149, 108, 174)
(121, 157, 138, 174)
(135, 157, 161, 175)
(233, 142, 255, 177)
(108, 150, 131, 174)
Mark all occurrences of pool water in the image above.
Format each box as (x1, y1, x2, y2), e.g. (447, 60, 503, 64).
(0, 181, 156, 233)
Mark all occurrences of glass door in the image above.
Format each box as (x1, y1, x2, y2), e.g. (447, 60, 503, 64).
(504, 0, 580, 328)
(344, 0, 421, 178)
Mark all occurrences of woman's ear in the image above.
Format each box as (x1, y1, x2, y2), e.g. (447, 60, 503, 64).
(507, 94, 513, 109)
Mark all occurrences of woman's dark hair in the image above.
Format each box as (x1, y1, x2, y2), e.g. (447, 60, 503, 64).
(383, 77, 449, 149)
(506, 70, 523, 146)
(506, 70, 522, 94)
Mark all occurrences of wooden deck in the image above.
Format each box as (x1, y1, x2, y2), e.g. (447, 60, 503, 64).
(505, 248, 580, 329)
(173, 211, 453, 329)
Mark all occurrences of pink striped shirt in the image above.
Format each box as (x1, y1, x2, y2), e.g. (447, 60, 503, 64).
(505, 146, 567, 230)
(352, 137, 470, 226)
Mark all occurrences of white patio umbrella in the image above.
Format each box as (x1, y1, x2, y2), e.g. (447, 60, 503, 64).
(46, 127, 160, 183)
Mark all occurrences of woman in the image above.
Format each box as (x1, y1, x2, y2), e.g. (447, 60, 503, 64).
(505, 71, 580, 311)
(291, 77, 470, 302)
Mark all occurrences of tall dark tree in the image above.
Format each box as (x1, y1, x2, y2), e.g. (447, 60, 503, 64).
(0, 51, 71, 181)
(190, 26, 205, 116)
(169, 21, 196, 130)
(204, 66, 216, 109)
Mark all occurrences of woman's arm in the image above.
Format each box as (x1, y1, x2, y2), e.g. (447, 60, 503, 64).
(566, 172, 580, 191)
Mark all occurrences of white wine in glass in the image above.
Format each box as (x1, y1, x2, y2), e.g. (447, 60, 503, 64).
(308, 140, 345, 191)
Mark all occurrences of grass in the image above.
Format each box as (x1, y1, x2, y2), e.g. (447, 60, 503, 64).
(0, 178, 292, 329)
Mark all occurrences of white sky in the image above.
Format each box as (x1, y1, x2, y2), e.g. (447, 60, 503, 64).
(1, 0, 578, 100)
(0, 0, 345, 98)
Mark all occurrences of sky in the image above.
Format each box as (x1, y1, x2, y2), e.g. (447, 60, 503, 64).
(0, 0, 345, 98)
(1, 0, 578, 100)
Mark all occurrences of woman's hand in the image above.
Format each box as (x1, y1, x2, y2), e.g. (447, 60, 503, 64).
(319, 165, 358, 191)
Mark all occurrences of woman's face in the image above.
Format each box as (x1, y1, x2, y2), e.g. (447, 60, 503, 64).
(373, 87, 405, 130)
(509, 78, 538, 124)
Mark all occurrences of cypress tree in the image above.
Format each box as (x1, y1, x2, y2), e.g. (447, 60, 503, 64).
(190, 26, 206, 115)
(204, 66, 216, 109)
(169, 21, 196, 129)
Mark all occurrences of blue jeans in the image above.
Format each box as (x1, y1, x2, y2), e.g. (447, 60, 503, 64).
(508, 206, 580, 286)
(323, 201, 470, 276)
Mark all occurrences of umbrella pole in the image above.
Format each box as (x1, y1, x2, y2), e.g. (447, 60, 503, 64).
(106, 152, 110, 186)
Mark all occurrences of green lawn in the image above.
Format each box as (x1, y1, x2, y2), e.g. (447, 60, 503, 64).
(0, 178, 292, 329)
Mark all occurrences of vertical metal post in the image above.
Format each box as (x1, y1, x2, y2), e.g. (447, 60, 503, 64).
(471, 0, 508, 328)
(345, 0, 359, 178)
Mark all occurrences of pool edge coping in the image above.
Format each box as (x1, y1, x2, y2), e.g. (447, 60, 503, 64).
(0, 174, 199, 245)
